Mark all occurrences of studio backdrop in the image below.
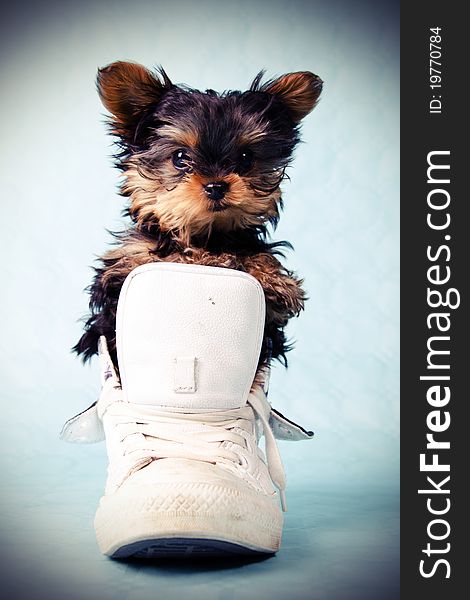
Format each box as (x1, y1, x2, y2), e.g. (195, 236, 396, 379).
(1, 1, 399, 599)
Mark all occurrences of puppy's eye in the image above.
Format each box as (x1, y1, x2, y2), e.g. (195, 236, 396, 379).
(236, 149, 254, 174)
(172, 149, 192, 171)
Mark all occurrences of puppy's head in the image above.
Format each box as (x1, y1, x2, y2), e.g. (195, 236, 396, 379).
(97, 61, 322, 241)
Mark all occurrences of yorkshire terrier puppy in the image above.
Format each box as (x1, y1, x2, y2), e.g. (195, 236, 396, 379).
(74, 61, 322, 376)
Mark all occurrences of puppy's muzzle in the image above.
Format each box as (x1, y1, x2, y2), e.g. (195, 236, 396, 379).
(203, 181, 229, 202)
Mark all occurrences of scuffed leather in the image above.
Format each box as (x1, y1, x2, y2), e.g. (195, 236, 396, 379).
(116, 263, 265, 409)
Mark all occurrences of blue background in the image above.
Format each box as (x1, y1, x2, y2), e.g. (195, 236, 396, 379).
(1, 0, 399, 598)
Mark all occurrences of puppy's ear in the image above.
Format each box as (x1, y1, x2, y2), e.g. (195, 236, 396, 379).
(97, 61, 171, 139)
(263, 72, 323, 123)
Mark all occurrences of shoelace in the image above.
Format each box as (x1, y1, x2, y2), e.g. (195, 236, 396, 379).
(99, 384, 287, 511)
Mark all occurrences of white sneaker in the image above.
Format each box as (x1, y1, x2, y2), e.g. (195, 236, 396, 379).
(62, 263, 313, 558)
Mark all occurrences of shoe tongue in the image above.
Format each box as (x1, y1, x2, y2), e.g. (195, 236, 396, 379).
(115, 263, 265, 410)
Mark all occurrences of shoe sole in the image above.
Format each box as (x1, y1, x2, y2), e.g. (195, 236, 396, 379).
(95, 483, 283, 558)
(112, 537, 274, 559)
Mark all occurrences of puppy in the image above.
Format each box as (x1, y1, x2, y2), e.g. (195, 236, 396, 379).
(74, 61, 322, 378)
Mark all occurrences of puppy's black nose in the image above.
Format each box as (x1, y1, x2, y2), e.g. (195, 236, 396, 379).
(203, 181, 229, 201)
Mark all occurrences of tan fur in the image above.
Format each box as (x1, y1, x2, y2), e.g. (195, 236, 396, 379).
(101, 238, 157, 285)
(236, 112, 269, 145)
(123, 162, 281, 244)
(97, 62, 165, 136)
(265, 72, 321, 122)
(158, 124, 199, 148)
(243, 253, 305, 325)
